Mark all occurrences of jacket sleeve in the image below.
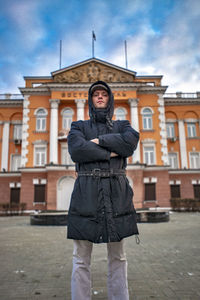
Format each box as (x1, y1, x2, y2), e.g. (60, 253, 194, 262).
(67, 121, 111, 163)
(98, 120, 139, 157)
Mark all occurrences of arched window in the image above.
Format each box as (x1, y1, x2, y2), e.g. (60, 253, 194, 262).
(35, 108, 47, 131)
(142, 108, 153, 130)
(115, 107, 127, 120)
(62, 108, 74, 129)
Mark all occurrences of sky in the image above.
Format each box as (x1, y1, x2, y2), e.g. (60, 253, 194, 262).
(0, 0, 200, 94)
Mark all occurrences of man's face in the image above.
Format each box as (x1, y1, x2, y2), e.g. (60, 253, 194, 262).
(92, 89, 109, 109)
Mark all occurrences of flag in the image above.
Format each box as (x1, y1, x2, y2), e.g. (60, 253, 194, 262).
(92, 31, 96, 41)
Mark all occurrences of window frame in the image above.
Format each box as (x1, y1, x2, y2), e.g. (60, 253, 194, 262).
(142, 107, 153, 130)
(144, 183, 156, 201)
(187, 123, 196, 138)
(166, 123, 175, 138)
(13, 124, 22, 139)
(168, 152, 179, 169)
(189, 152, 200, 169)
(34, 184, 46, 203)
(61, 143, 74, 165)
(10, 154, 21, 171)
(61, 108, 74, 130)
(115, 107, 127, 120)
(34, 145, 47, 167)
(193, 184, 200, 199)
(170, 184, 181, 198)
(143, 145, 156, 165)
(35, 108, 47, 132)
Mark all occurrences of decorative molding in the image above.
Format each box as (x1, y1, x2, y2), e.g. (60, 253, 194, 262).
(158, 94, 169, 165)
(21, 95, 30, 167)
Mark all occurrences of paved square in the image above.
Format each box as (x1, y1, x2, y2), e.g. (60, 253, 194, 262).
(0, 212, 199, 299)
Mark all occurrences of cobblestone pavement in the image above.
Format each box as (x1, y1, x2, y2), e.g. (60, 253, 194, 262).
(0, 212, 200, 300)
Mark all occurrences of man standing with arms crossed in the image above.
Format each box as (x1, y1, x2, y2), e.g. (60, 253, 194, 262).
(67, 80, 139, 300)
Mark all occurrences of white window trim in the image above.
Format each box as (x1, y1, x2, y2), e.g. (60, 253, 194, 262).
(13, 124, 22, 140)
(61, 107, 74, 130)
(10, 154, 21, 171)
(189, 152, 200, 169)
(187, 123, 197, 138)
(143, 144, 156, 165)
(61, 143, 74, 165)
(114, 107, 127, 120)
(168, 152, 179, 169)
(34, 108, 48, 132)
(166, 123, 175, 138)
(34, 144, 47, 167)
(141, 107, 154, 130)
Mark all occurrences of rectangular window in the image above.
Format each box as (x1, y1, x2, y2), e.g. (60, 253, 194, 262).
(189, 153, 200, 169)
(170, 185, 181, 198)
(34, 184, 46, 203)
(145, 183, 156, 201)
(166, 123, 175, 138)
(193, 184, 200, 199)
(168, 153, 178, 169)
(187, 123, 196, 137)
(144, 146, 155, 165)
(34, 147, 46, 166)
(13, 125, 22, 139)
(11, 155, 21, 171)
(61, 145, 73, 165)
(36, 117, 46, 131)
(143, 116, 152, 130)
(10, 188, 20, 204)
(63, 117, 72, 130)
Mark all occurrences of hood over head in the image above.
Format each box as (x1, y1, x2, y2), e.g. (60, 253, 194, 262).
(88, 81, 114, 129)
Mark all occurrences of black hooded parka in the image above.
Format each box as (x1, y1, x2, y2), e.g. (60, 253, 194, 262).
(67, 81, 139, 243)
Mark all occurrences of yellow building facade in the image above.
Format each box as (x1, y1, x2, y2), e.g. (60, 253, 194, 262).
(0, 58, 200, 213)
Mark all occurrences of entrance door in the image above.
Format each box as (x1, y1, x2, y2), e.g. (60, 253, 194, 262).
(57, 176, 75, 211)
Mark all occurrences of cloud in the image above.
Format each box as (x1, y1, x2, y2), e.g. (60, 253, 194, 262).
(1, 0, 200, 93)
(109, 0, 200, 92)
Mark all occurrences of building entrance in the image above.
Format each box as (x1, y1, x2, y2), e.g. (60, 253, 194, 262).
(57, 176, 75, 211)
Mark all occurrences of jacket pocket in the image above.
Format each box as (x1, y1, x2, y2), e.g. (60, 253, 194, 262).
(110, 177, 134, 215)
(69, 177, 98, 217)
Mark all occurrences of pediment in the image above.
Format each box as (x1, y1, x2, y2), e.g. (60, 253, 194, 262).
(52, 58, 136, 83)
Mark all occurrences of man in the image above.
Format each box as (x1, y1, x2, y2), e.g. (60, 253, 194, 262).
(67, 80, 139, 300)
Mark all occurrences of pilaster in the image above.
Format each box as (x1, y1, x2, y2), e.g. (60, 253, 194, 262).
(128, 98, 140, 163)
(75, 99, 86, 121)
(178, 120, 188, 168)
(1, 122, 10, 171)
(49, 99, 60, 164)
(158, 94, 169, 165)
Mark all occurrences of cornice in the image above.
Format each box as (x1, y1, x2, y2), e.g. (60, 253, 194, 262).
(0, 100, 23, 106)
(169, 169, 200, 174)
(19, 87, 50, 95)
(0, 172, 21, 177)
(20, 167, 47, 173)
(138, 86, 168, 94)
(164, 98, 200, 106)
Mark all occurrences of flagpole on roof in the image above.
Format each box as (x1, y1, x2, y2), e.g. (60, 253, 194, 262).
(59, 40, 62, 69)
(124, 40, 128, 69)
(92, 31, 96, 58)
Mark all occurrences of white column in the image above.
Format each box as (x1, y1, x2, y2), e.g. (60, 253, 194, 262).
(75, 99, 86, 120)
(1, 122, 10, 171)
(178, 119, 188, 168)
(49, 99, 60, 164)
(128, 98, 140, 163)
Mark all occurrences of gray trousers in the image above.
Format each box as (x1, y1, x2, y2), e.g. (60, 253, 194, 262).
(71, 239, 129, 300)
